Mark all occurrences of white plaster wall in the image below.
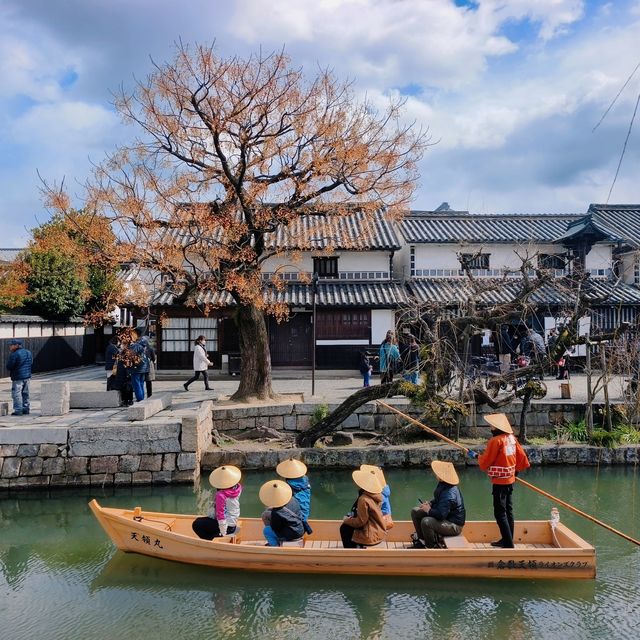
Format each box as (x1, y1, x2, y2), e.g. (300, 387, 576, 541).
(262, 251, 390, 274)
(371, 309, 394, 343)
(0, 325, 13, 338)
(618, 251, 638, 284)
(584, 243, 612, 270)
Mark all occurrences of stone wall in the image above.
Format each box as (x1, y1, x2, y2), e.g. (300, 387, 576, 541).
(211, 401, 584, 437)
(0, 401, 212, 490)
(202, 443, 640, 471)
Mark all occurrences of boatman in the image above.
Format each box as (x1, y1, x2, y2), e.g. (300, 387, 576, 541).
(474, 413, 530, 549)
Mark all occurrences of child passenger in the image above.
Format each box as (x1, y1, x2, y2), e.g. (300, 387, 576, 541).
(192, 465, 242, 540)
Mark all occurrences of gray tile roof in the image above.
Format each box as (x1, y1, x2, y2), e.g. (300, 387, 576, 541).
(407, 277, 640, 307)
(587, 204, 640, 249)
(152, 280, 408, 308)
(0, 248, 23, 263)
(399, 212, 583, 244)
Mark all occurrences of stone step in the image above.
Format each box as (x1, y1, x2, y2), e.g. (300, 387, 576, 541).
(127, 394, 173, 421)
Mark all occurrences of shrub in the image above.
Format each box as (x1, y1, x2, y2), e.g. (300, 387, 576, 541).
(589, 429, 620, 448)
(310, 404, 330, 427)
(554, 419, 588, 443)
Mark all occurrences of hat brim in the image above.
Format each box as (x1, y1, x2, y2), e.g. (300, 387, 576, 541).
(259, 480, 293, 508)
(276, 458, 307, 479)
(352, 469, 383, 494)
(431, 460, 459, 485)
(209, 465, 242, 489)
(484, 413, 514, 434)
(360, 464, 386, 488)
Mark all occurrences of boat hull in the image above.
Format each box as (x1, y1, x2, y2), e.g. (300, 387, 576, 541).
(89, 500, 596, 579)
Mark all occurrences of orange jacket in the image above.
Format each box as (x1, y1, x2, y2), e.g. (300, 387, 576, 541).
(478, 433, 530, 485)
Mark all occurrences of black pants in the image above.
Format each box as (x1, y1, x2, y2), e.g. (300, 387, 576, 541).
(492, 484, 515, 548)
(145, 380, 152, 397)
(192, 517, 236, 540)
(340, 523, 360, 548)
(185, 370, 211, 389)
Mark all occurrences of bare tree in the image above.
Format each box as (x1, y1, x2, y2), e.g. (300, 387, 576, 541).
(44, 43, 426, 401)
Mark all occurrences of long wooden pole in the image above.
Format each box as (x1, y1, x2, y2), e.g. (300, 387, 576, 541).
(376, 400, 640, 547)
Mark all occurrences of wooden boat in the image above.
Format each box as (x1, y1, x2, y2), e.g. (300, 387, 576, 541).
(89, 499, 596, 579)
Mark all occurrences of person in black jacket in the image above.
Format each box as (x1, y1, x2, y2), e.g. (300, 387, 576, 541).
(6, 339, 33, 416)
(259, 480, 305, 546)
(410, 461, 466, 548)
(105, 336, 119, 390)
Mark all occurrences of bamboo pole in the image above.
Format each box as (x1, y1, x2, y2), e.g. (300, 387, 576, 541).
(376, 399, 640, 547)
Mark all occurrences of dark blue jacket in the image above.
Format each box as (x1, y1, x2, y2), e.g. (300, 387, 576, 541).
(427, 482, 466, 526)
(7, 347, 33, 381)
(270, 497, 305, 541)
(105, 343, 118, 371)
(128, 340, 150, 374)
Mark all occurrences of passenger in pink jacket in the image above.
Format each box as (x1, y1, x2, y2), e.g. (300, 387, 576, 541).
(192, 465, 242, 540)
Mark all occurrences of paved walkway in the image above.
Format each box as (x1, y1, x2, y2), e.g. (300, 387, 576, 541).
(0, 365, 631, 428)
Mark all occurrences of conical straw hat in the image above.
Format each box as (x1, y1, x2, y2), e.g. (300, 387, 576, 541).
(431, 460, 459, 486)
(209, 465, 242, 489)
(259, 479, 293, 508)
(360, 464, 386, 488)
(276, 458, 307, 479)
(484, 413, 513, 434)
(352, 469, 383, 494)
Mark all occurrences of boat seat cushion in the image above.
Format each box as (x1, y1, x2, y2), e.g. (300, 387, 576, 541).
(443, 535, 471, 549)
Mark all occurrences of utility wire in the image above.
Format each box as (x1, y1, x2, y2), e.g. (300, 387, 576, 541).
(606, 90, 640, 204)
(593, 61, 640, 132)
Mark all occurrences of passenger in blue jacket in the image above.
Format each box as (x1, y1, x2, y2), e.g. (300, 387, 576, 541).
(6, 339, 33, 416)
(127, 328, 150, 402)
(410, 461, 466, 548)
(260, 480, 305, 546)
(276, 458, 312, 532)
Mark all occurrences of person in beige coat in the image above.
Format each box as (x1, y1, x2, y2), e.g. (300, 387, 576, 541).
(184, 335, 213, 391)
(340, 468, 387, 548)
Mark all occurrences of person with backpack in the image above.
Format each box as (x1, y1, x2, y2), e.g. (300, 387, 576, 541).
(379, 330, 400, 384)
(359, 350, 373, 387)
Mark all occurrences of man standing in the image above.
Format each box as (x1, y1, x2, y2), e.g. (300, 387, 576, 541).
(476, 413, 530, 548)
(6, 339, 33, 416)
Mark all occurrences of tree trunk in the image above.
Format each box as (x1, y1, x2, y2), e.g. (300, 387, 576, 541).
(297, 381, 405, 447)
(230, 304, 275, 401)
(518, 388, 532, 443)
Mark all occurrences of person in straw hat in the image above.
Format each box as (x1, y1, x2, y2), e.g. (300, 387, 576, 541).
(260, 479, 305, 546)
(340, 468, 387, 548)
(276, 458, 312, 527)
(410, 461, 466, 549)
(476, 413, 530, 549)
(192, 465, 242, 540)
(360, 464, 393, 529)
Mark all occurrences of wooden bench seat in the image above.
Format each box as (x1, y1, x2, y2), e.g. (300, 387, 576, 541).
(443, 535, 472, 549)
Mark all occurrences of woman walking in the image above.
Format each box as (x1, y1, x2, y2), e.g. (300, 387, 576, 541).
(184, 335, 213, 391)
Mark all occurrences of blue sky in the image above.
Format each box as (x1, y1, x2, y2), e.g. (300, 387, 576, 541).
(1, 0, 639, 246)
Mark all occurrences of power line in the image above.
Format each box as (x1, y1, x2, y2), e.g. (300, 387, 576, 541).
(593, 61, 640, 133)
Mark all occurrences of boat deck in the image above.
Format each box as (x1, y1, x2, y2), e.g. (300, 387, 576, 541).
(240, 539, 557, 550)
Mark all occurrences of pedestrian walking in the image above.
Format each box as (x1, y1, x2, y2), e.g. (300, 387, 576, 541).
(141, 336, 156, 398)
(359, 350, 373, 387)
(6, 339, 33, 416)
(184, 335, 213, 391)
(105, 336, 119, 391)
(379, 330, 400, 384)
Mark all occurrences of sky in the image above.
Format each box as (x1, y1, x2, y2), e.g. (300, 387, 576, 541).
(1, 0, 639, 247)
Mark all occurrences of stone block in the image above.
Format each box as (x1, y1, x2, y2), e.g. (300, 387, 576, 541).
(118, 455, 140, 473)
(162, 453, 176, 471)
(181, 400, 213, 452)
(236, 417, 256, 431)
(40, 381, 70, 416)
(127, 394, 172, 421)
(68, 422, 181, 456)
(49, 474, 68, 487)
(383, 448, 407, 467)
(0, 401, 8, 416)
(0, 427, 68, 446)
(38, 444, 59, 458)
(65, 474, 92, 486)
(115, 473, 132, 484)
(20, 457, 43, 476)
(90, 474, 114, 485)
(1, 457, 20, 478)
(132, 471, 153, 484)
(42, 457, 65, 475)
(152, 470, 172, 484)
(171, 470, 196, 483)
(17, 444, 39, 457)
(66, 457, 89, 475)
(268, 416, 284, 430)
(139, 454, 163, 472)
(177, 452, 197, 470)
(90, 456, 119, 474)
(23, 476, 49, 487)
(0, 445, 18, 457)
(70, 391, 121, 409)
(283, 415, 297, 431)
(338, 414, 359, 429)
(297, 415, 312, 431)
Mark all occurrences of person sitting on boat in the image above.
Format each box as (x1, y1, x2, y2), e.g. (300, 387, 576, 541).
(475, 413, 531, 549)
(276, 458, 313, 534)
(340, 468, 387, 548)
(410, 461, 466, 549)
(360, 464, 393, 529)
(192, 465, 242, 540)
(260, 480, 305, 546)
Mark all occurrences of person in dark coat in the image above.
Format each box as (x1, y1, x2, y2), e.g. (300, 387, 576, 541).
(128, 328, 150, 402)
(140, 336, 156, 398)
(6, 339, 33, 416)
(410, 461, 466, 548)
(260, 480, 305, 546)
(105, 336, 119, 390)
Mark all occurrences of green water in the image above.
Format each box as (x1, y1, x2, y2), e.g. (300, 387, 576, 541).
(1, 467, 639, 640)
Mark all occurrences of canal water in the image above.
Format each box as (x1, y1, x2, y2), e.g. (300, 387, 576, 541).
(1, 466, 639, 640)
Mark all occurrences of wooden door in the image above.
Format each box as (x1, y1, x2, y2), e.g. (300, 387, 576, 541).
(269, 313, 312, 366)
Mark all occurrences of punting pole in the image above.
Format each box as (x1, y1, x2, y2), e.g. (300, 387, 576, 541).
(376, 399, 640, 547)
